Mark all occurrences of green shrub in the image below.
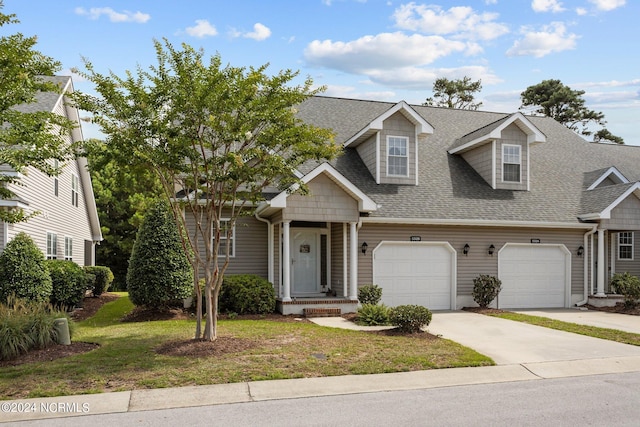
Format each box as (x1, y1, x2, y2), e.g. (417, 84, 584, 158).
(610, 272, 640, 308)
(0, 296, 73, 361)
(472, 274, 502, 308)
(389, 305, 432, 333)
(356, 303, 390, 326)
(84, 266, 114, 296)
(46, 260, 87, 309)
(126, 201, 193, 308)
(220, 274, 276, 315)
(0, 233, 52, 303)
(358, 284, 383, 305)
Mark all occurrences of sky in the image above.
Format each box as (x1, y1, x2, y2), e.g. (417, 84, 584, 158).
(3, 0, 639, 144)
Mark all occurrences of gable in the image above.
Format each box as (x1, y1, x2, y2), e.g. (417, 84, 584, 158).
(601, 192, 640, 229)
(585, 166, 630, 190)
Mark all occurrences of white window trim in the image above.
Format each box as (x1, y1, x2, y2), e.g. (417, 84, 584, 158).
(71, 173, 79, 207)
(53, 159, 59, 197)
(501, 144, 522, 183)
(216, 219, 236, 258)
(64, 236, 73, 261)
(386, 135, 409, 177)
(46, 232, 58, 260)
(618, 231, 634, 261)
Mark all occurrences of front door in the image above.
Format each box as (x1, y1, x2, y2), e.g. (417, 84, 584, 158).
(291, 229, 321, 295)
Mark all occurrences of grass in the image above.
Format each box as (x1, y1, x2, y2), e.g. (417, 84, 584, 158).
(487, 311, 640, 346)
(0, 294, 493, 399)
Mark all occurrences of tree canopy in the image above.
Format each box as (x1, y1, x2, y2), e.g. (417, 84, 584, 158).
(423, 77, 483, 110)
(520, 79, 623, 144)
(72, 39, 340, 340)
(0, 3, 77, 222)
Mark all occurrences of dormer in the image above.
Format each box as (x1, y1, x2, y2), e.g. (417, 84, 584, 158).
(448, 113, 546, 191)
(344, 102, 434, 185)
(584, 166, 630, 190)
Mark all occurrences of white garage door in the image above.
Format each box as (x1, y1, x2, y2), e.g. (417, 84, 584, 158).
(498, 244, 570, 308)
(373, 242, 454, 310)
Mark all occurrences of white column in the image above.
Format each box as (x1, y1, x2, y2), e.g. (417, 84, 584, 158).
(343, 223, 348, 297)
(282, 221, 291, 302)
(596, 228, 606, 296)
(349, 222, 358, 300)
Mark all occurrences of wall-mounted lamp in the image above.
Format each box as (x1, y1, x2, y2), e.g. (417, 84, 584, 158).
(577, 245, 584, 257)
(361, 242, 368, 254)
(488, 244, 495, 256)
(463, 243, 470, 256)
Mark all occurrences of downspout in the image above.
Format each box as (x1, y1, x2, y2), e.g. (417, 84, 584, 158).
(576, 224, 598, 307)
(254, 209, 274, 285)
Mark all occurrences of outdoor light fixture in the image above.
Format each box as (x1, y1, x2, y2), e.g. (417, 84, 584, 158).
(463, 243, 470, 255)
(488, 244, 495, 256)
(577, 245, 584, 257)
(361, 242, 368, 254)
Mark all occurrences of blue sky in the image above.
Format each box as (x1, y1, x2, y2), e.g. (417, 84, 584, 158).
(4, 0, 639, 144)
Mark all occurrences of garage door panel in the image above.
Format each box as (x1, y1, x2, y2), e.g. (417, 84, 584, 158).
(499, 245, 568, 309)
(373, 243, 453, 310)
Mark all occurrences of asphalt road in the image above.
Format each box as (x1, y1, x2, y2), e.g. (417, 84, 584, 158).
(10, 372, 640, 427)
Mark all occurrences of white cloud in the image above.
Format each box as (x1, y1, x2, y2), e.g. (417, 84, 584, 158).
(576, 7, 588, 15)
(74, 7, 150, 23)
(367, 65, 502, 89)
(506, 22, 578, 57)
(185, 20, 218, 38)
(392, 4, 509, 41)
(588, 0, 626, 11)
(322, 85, 397, 101)
(239, 23, 272, 41)
(531, 0, 565, 13)
(305, 32, 468, 73)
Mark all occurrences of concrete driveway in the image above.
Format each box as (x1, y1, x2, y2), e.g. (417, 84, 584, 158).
(428, 311, 640, 365)
(513, 309, 640, 334)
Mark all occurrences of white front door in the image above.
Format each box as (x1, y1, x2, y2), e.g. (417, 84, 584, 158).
(291, 229, 321, 295)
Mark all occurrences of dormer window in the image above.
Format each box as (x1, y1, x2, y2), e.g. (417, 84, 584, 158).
(502, 144, 521, 183)
(387, 136, 408, 177)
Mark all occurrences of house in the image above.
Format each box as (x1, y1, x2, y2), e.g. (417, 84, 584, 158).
(217, 96, 640, 314)
(1, 76, 102, 265)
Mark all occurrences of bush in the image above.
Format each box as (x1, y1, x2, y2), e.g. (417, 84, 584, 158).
(610, 272, 640, 308)
(0, 296, 73, 361)
(0, 233, 52, 304)
(220, 274, 276, 315)
(84, 266, 114, 297)
(356, 303, 390, 326)
(472, 274, 502, 308)
(46, 260, 87, 309)
(126, 201, 193, 308)
(389, 305, 432, 333)
(358, 284, 383, 305)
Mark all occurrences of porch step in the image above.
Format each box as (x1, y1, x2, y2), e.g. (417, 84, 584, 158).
(303, 307, 341, 318)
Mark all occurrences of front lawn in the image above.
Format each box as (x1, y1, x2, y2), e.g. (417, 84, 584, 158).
(0, 294, 493, 399)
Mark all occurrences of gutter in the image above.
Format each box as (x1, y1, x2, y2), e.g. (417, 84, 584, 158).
(576, 224, 598, 307)
(361, 217, 596, 229)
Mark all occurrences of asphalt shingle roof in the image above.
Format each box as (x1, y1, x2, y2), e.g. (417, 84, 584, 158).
(295, 96, 640, 225)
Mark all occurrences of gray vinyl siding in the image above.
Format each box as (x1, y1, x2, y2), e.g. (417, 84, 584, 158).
(330, 222, 346, 296)
(6, 158, 92, 265)
(355, 134, 377, 181)
(496, 124, 528, 191)
(379, 112, 416, 185)
(596, 176, 617, 188)
(610, 231, 640, 278)
(282, 174, 359, 222)
(358, 223, 585, 296)
(601, 196, 640, 229)
(461, 142, 493, 187)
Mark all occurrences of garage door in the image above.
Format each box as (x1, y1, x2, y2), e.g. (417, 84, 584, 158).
(373, 242, 455, 310)
(498, 244, 570, 309)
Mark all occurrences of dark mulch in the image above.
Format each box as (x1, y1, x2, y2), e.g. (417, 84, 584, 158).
(462, 307, 506, 314)
(71, 292, 120, 321)
(0, 342, 99, 367)
(121, 306, 192, 322)
(586, 303, 640, 316)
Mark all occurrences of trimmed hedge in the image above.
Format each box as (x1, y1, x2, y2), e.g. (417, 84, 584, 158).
(220, 274, 276, 315)
(0, 233, 52, 303)
(389, 305, 432, 333)
(610, 272, 640, 308)
(46, 260, 87, 309)
(358, 284, 383, 305)
(472, 274, 502, 308)
(84, 266, 114, 296)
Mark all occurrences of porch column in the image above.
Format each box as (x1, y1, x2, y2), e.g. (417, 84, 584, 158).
(349, 221, 358, 300)
(282, 220, 291, 302)
(596, 228, 606, 296)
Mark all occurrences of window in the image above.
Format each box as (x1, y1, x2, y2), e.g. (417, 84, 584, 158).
(216, 219, 236, 257)
(53, 159, 59, 197)
(502, 144, 521, 182)
(618, 232, 634, 260)
(71, 174, 79, 207)
(387, 136, 409, 177)
(47, 232, 57, 260)
(64, 237, 73, 261)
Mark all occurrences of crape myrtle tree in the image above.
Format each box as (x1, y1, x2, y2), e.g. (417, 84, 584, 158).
(520, 79, 624, 144)
(0, 3, 77, 222)
(72, 39, 339, 341)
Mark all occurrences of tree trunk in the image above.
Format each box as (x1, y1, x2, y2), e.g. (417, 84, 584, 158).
(194, 276, 202, 339)
(203, 281, 216, 341)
